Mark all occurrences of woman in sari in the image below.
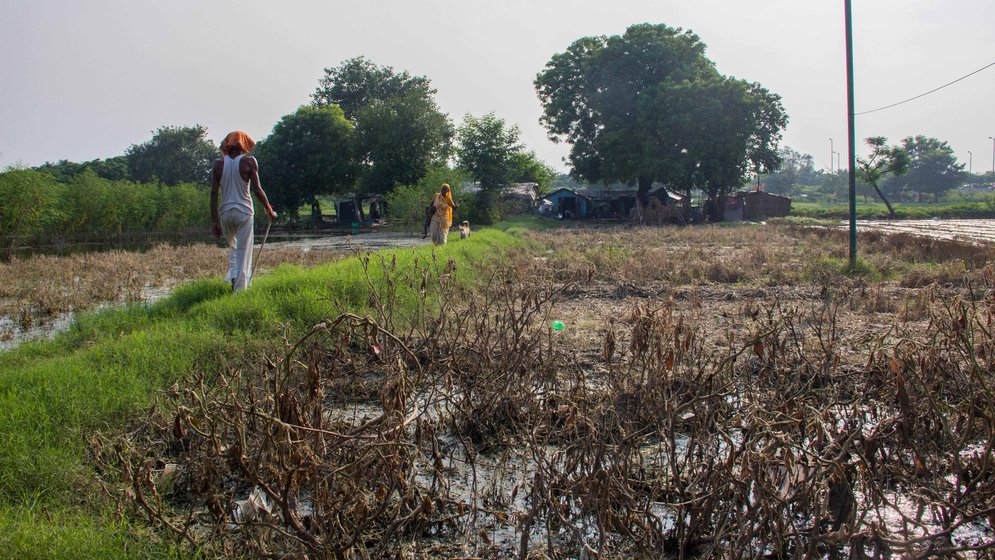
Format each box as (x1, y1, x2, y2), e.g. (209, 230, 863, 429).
(427, 183, 460, 245)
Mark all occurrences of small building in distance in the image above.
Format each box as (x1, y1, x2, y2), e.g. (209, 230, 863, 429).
(725, 191, 791, 221)
(461, 182, 540, 215)
(542, 184, 685, 220)
(544, 187, 594, 218)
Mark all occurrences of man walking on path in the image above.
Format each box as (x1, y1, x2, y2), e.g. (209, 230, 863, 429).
(210, 131, 278, 292)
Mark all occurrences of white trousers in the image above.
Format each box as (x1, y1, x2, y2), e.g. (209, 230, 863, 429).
(220, 207, 254, 292)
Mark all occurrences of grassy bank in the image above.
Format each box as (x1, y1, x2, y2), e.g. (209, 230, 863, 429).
(0, 228, 519, 556)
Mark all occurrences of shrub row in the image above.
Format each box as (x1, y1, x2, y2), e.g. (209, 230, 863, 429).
(0, 169, 209, 255)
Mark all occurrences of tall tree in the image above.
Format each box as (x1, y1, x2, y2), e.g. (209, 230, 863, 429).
(537, 23, 786, 204)
(857, 137, 910, 219)
(312, 56, 434, 121)
(745, 83, 788, 185)
(885, 135, 965, 201)
(455, 113, 523, 223)
(353, 89, 453, 195)
(254, 105, 356, 220)
(125, 125, 217, 185)
(638, 75, 786, 218)
(313, 57, 451, 195)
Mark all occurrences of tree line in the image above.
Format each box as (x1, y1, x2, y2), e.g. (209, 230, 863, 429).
(9, 22, 804, 235)
(0, 169, 208, 258)
(764, 135, 980, 212)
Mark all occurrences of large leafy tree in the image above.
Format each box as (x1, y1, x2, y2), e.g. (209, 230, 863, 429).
(536, 23, 786, 204)
(456, 113, 523, 189)
(125, 125, 217, 185)
(638, 75, 786, 218)
(312, 56, 434, 120)
(353, 89, 453, 195)
(536, 24, 715, 199)
(254, 105, 356, 219)
(884, 135, 965, 201)
(313, 57, 451, 195)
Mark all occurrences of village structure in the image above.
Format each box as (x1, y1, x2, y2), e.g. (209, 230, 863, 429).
(540, 184, 791, 223)
(333, 182, 790, 227)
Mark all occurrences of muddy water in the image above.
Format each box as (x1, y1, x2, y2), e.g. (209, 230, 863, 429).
(0, 232, 430, 351)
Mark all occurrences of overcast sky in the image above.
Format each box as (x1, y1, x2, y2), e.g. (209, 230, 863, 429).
(2, 0, 993, 175)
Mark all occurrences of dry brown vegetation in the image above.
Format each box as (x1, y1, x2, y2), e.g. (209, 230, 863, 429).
(92, 224, 995, 558)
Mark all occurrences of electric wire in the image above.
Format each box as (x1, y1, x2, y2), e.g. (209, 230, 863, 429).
(855, 60, 995, 116)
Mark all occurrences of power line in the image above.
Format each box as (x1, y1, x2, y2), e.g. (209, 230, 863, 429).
(855, 60, 995, 116)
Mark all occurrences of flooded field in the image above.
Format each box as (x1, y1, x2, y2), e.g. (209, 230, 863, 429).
(856, 218, 995, 244)
(94, 224, 995, 558)
(0, 231, 428, 350)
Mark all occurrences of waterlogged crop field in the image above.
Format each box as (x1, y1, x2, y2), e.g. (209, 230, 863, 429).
(78, 222, 995, 558)
(0, 232, 425, 349)
(6, 222, 995, 558)
(857, 219, 995, 244)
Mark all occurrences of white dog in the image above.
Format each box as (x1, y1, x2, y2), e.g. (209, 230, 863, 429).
(458, 220, 471, 239)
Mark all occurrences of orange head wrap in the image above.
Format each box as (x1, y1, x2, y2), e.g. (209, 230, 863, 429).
(220, 131, 255, 156)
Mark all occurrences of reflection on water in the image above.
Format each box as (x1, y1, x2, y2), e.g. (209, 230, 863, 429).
(1, 230, 428, 351)
(6, 228, 370, 259)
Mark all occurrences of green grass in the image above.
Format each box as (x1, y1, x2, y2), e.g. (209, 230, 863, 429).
(806, 255, 882, 281)
(0, 507, 186, 560)
(0, 226, 521, 556)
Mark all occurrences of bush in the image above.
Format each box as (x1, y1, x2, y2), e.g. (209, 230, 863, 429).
(0, 168, 210, 250)
(0, 170, 63, 255)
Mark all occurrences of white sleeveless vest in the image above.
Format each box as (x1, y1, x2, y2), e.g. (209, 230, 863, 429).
(219, 155, 254, 215)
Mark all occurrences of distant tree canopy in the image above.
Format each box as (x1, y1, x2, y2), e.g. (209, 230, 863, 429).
(125, 125, 217, 186)
(510, 150, 558, 194)
(536, 23, 787, 204)
(313, 56, 452, 197)
(353, 89, 453, 196)
(763, 147, 821, 195)
(254, 105, 356, 219)
(883, 135, 965, 201)
(34, 156, 128, 182)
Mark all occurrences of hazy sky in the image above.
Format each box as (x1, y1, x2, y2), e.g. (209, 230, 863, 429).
(2, 0, 993, 175)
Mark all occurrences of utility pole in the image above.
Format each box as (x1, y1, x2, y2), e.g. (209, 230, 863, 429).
(990, 137, 995, 186)
(968, 150, 972, 174)
(829, 138, 835, 174)
(845, 0, 858, 267)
